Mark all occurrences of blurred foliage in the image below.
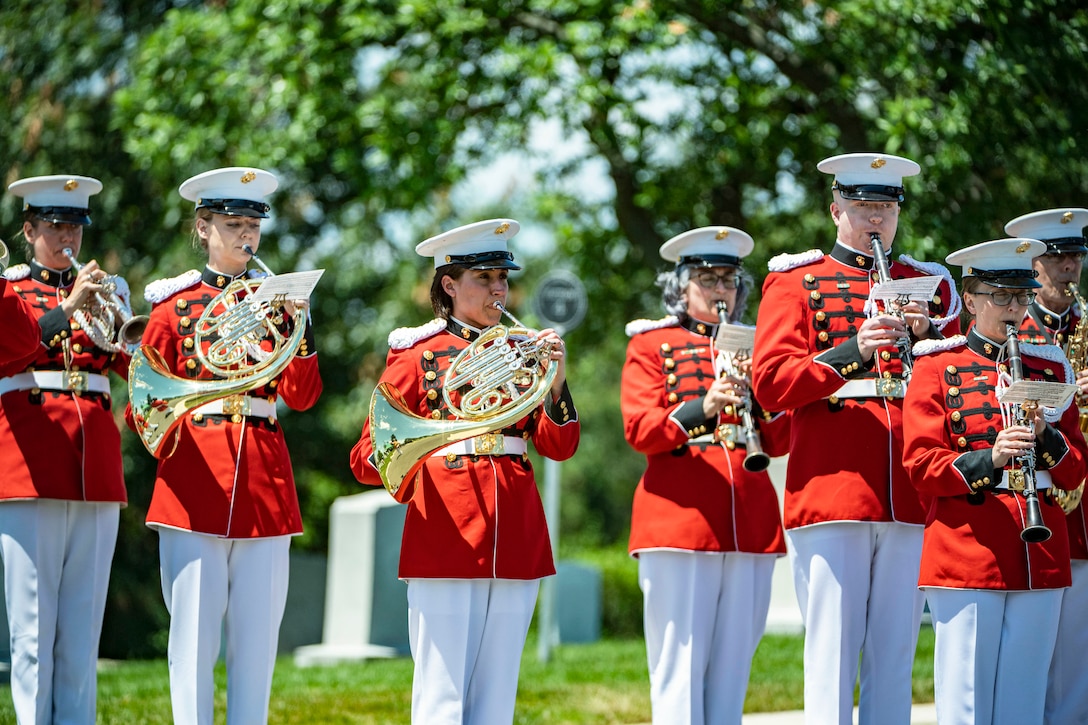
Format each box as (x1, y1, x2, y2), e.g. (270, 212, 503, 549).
(3, 0, 1087, 656)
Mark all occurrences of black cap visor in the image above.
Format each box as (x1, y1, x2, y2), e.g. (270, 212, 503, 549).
(833, 182, 905, 203)
(968, 267, 1042, 289)
(197, 198, 271, 218)
(444, 250, 521, 271)
(1042, 237, 1088, 255)
(679, 254, 742, 269)
(28, 205, 92, 226)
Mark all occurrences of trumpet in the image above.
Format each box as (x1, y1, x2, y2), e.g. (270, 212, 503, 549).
(869, 232, 914, 379)
(62, 247, 148, 352)
(714, 301, 770, 472)
(1004, 323, 1052, 543)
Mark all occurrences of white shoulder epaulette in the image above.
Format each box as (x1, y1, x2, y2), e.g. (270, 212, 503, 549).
(2, 264, 31, 282)
(913, 335, 966, 356)
(625, 315, 679, 337)
(897, 253, 962, 330)
(767, 249, 823, 273)
(144, 270, 201, 304)
(389, 318, 446, 350)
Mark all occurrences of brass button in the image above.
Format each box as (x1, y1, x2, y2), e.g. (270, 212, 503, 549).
(180, 316, 191, 328)
(446, 453, 457, 462)
(810, 291, 821, 301)
(193, 414, 204, 423)
(951, 411, 962, 422)
(946, 365, 957, 374)
(933, 295, 942, 306)
(881, 351, 891, 361)
(667, 393, 678, 403)
(431, 410, 442, 420)
(664, 359, 675, 370)
(696, 323, 707, 335)
(829, 395, 839, 404)
(948, 387, 960, 396)
(72, 344, 83, 354)
(183, 338, 195, 349)
(804, 274, 816, 283)
(818, 331, 829, 342)
(957, 436, 967, 448)
(231, 414, 243, 424)
(426, 389, 438, 400)
(815, 311, 827, 321)
(185, 359, 197, 370)
(176, 299, 188, 310)
(423, 350, 435, 361)
(660, 343, 672, 354)
(883, 371, 892, 379)
(666, 374, 677, 385)
(425, 370, 437, 381)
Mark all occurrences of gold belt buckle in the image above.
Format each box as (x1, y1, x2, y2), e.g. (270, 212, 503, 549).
(1007, 470, 1027, 492)
(221, 395, 251, 417)
(875, 378, 906, 398)
(473, 432, 504, 456)
(64, 371, 89, 394)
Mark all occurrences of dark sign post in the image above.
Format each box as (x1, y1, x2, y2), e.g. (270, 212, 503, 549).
(532, 270, 587, 663)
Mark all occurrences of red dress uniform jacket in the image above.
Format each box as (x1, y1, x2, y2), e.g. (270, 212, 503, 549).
(1, 277, 41, 367)
(350, 318, 580, 580)
(136, 268, 321, 538)
(903, 331, 1087, 590)
(1016, 301, 1088, 559)
(752, 243, 961, 529)
(622, 316, 787, 556)
(0, 262, 128, 503)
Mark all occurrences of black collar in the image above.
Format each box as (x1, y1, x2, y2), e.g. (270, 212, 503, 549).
(679, 315, 720, 338)
(1030, 300, 1073, 335)
(966, 327, 1007, 362)
(29, 259, 76, 288)
(829, 242, 875, 271)
(446, 316, 483, 341)
(202, 266, 251, 290)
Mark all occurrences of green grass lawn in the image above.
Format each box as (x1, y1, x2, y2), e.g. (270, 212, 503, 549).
(0, 628, 935, 723)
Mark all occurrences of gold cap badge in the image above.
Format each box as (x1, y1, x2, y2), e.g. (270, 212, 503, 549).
(240, 171, 256, 183)
(64, 179, 79, 191)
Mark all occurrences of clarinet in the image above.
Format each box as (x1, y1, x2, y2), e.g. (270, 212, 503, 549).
(869, 232, 914, 380)
(715, 301, 771, 472)
(1004, 323, 1052, 543)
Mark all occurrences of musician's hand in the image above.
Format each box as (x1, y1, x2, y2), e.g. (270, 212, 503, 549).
(283, 299, 310, 316)
(702, 375, 746, 418)
(61, 259, 105, 317)
(536, 328, 567, 398)
(992, 423, 1037, 469)
(1076, 367, 1088, 398)
(856, 314, 908, 361)
(899, 300, 933, 338)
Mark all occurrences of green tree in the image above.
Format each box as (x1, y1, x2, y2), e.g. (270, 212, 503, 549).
(3, 0, 1086, 654)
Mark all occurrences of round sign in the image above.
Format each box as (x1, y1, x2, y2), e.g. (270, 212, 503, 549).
(532, 270, 587, 334)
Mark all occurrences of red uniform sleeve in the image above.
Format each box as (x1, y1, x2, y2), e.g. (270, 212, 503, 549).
(621, 335, 700, 455)
(0, 280, 42, 368)
(902, 354, 978, 497)
(753, 271, 857, 410)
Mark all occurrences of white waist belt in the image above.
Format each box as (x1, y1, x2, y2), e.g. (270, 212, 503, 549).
(193, 396, 277, 420)
(0, 371, 111, 395)
(996, 469, 1052, 491)
(830, 378, 907, 400)
(433, 434, 528, 458)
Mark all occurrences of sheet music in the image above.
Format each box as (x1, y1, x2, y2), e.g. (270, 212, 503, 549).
(997, 379, 1078, 409)
(870, 275, 942, 303)
(716, 323, 756, 354)
(249, 269, 325, 304)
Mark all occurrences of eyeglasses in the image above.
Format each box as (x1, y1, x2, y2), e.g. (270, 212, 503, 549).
(1042, 252, 1087, 263)
(692, 272, 738, 289)
(973, 290, 1037, 306)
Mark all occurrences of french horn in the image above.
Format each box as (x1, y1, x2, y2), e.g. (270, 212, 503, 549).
(369, 301, 557, 495)
(62, 247, 149, 352)
(129, 245, 308, 459)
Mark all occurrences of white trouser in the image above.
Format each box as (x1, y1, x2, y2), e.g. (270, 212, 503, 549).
(927, 586, 1062, 725)
(787, 521, 925, 725)
(1045, 558, 1088, 724)
(407, 578, 540, 725)
(158, 529, 291, 725)
(0, 499, 119, 725)
(639, 550, 776, 725)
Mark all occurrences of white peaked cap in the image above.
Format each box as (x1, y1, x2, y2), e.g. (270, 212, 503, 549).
(8, 175, 103, 225)
(416, 218, 522, 270)
(817, 152, 921, 202)
(659, 226, 754, 266)
(1004, 208, 1088, 253)
(945, 238, 1047, 288)
(179, 167, 278, 218)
